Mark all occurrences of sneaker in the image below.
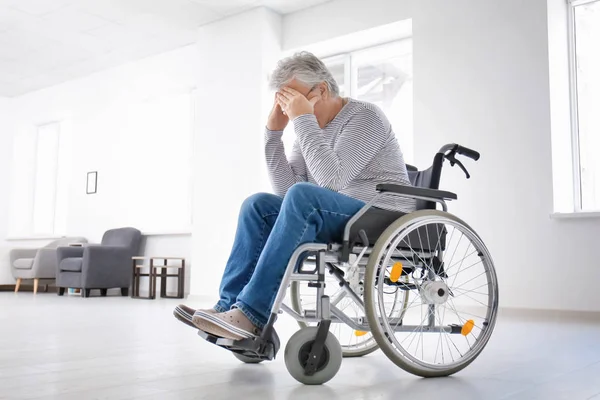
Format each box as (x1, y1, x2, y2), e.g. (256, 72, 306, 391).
(192, 309, 260, 340)
(173, 304, 216, 329)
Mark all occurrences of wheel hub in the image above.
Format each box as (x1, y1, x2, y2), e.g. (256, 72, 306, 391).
(346, 263, 363, 295)
(420, 280, 450, 305)
(298, 340, 330, 372)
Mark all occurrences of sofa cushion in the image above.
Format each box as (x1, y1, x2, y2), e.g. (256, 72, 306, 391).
(60, 258, 83, 272)
(13, 258, 34, 270)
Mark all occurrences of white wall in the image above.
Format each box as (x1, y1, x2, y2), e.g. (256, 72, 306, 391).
(1, 47, 196, 289)
(281, 0, 600, 311)
(413, 0, 554, 305)
(410, 0, 600, 312)
(191, 7, 281, 297)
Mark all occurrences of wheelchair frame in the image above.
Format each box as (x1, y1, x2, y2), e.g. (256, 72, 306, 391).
(198, 143, 491, 380)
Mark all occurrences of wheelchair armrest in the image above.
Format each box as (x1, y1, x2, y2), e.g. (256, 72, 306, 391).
(376, 184, 457, 201)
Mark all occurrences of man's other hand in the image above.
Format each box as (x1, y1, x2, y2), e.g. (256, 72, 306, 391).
(277, 87, 321, 121)
(267, 93, 289, 131)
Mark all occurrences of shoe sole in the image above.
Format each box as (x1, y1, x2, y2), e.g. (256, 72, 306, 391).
(192, 311, 257, 340)
(173, 305, 198, 329)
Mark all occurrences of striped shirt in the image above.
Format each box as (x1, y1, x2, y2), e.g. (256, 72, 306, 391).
(265, 98, 416, 213)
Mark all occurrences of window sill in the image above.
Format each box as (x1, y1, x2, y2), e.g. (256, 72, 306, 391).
(551, 211, 600, 219)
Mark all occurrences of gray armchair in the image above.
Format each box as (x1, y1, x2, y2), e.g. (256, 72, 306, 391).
(56, 227, 142, 297)
(10, 237, 88, 294)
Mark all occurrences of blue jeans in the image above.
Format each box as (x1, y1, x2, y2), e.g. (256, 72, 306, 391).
(215, 182, 365, 328)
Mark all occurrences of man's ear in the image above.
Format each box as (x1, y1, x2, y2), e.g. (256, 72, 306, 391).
(319, 83, 328, 99)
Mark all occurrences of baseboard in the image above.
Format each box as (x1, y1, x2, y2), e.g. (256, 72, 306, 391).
(0, 284, 15, 291)
(0, 284, 187, 297)
(0, 284, 56, 292)
(498, 307, 600, 321)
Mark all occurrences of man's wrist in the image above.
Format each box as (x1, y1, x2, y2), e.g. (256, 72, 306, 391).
(292, 113, 318, 126)
(290, 112, 315, 121)
(265, 127, 284, 135)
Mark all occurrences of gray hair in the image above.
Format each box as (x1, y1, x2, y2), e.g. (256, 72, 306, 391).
(269, 51, 340, 97)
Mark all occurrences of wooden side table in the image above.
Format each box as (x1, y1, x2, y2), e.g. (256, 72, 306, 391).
(151, 257, 185, 299)
(131, 256, 185, 299)
(131, 257, 156, 299)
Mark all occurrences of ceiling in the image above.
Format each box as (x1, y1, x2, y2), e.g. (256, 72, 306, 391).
(0, 0, 331, 97)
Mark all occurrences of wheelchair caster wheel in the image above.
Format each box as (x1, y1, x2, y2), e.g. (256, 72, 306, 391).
(232, 352, 263, 364)
(284, 327, 342, 385)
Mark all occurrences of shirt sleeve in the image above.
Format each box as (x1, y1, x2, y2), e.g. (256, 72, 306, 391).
(293, 109, 388, 192)
(264, 129, 308, 197)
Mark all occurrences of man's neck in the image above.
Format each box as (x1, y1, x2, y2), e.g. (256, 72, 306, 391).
(324, 97, 346, 127)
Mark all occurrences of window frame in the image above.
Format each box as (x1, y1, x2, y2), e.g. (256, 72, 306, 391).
(567, 0, 600, 212)
(319, 53, 351, 96)
(321, 38, 412, 97)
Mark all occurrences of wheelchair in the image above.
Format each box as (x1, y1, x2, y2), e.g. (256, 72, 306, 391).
(198, 143, 499, 385)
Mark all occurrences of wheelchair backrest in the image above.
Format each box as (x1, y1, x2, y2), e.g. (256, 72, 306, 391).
(346, 153, 446, 251)
(406, 153, 445, 210)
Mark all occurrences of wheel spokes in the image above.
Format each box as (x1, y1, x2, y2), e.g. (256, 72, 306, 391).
(371, 214, 497, 372)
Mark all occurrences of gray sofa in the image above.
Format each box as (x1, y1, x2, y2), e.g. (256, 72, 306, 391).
(10, 237, 88, 294)
(56, 227, 142, 298)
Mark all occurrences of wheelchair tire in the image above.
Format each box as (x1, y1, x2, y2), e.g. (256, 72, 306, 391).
(290, 281, 379, 358)
(284, 327, 342, 385)
(232, 352, 263, 364)
(364, 210, 499, 378)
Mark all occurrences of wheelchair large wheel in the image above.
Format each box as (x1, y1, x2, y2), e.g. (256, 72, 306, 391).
(364, 210, 499, 378)
(290, 280, 380, 357)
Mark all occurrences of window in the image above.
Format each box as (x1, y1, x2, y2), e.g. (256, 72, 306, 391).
(347, 40, 413, 164)
(569, 0, 600, 211)
(9, 122, 62, 236)
(116, 91, 193, 232)
(281, 39, 413, 164)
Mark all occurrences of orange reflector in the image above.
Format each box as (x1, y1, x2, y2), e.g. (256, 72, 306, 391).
(461, 320, 475, 336)
(354, 330, 367, 337)
(390, 262, 403, 282)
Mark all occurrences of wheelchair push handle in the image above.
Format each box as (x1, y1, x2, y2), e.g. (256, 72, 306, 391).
(456, 145, 480, 161)
(438, 143, 480, 161)
(438, 143, 480, 179)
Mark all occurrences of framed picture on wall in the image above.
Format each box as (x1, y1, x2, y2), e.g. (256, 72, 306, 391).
(86, 171, 97, 194)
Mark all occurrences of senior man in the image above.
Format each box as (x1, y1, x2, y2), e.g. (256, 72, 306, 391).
(176, 51, 415, 340)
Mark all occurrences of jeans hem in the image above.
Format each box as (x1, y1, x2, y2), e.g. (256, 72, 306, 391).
(233, 301, 265, 329)
(214, 302, 228, 313)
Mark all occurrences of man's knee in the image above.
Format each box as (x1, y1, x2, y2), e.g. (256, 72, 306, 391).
(241, 192, 280, 214)
(284, 182, 322, 205)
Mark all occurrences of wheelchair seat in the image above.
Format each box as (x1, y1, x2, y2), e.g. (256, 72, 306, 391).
(349, 207, 406, 246)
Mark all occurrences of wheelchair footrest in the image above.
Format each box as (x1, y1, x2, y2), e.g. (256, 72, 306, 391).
(197, 329, 280, 361)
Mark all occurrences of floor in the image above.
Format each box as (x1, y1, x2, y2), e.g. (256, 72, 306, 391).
(2, 293, 600, 400)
